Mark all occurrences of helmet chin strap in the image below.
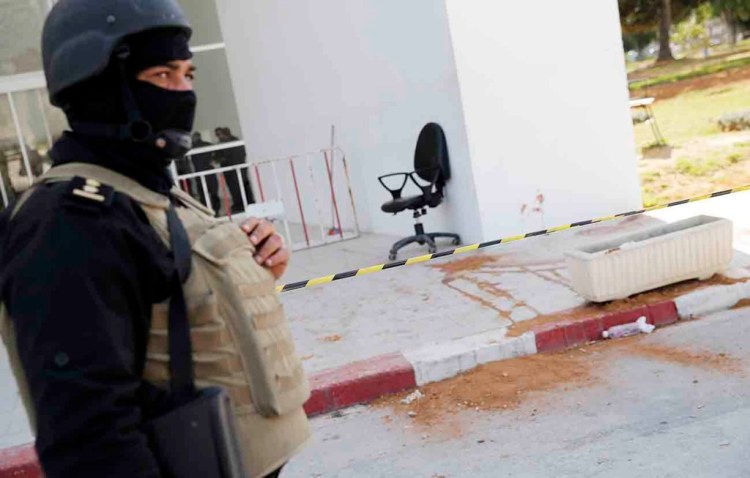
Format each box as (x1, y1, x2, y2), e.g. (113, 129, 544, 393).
(69, 45, 193, 159)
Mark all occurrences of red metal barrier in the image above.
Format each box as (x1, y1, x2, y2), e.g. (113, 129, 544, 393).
(217, 173, 233, 220)
(324, 150, 344, 240)
(254, 164, 266, 203)
(289, 159, 311, 247)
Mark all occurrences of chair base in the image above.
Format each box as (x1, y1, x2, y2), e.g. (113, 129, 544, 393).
(388, 209, 461, 261)
(388, 232, 461, 261)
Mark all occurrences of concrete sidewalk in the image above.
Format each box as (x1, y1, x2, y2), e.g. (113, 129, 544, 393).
(284, 211, 750, 375)
(2, 190, 749, 453)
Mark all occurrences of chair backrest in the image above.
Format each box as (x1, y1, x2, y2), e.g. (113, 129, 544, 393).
(414, 123, 450, 190)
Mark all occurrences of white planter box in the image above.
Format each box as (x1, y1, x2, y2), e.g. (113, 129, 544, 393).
(565, 216, 733, 303)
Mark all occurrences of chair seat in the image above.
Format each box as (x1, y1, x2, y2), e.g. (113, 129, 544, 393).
(381, 194, 442, 214)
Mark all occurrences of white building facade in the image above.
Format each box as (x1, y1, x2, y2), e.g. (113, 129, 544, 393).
(0, 0, 641, 248)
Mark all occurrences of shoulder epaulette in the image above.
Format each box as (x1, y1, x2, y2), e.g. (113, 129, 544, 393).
(64, 176, 116, 212)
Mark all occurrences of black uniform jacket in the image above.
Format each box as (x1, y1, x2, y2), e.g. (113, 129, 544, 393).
(1, 133, 179, 478)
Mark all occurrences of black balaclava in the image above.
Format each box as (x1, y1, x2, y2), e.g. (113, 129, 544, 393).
(58, 28, 195, 158)
(51, 28, 196, 193)
(123, 28, 197, 147)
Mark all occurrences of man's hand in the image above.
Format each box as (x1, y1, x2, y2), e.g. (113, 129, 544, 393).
(241, 218, 290, 280)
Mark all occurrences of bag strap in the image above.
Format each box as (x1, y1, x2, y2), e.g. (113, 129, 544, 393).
(166, 201, 196, 399)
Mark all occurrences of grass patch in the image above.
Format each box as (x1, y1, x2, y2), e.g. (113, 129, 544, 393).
(641, 171, 662, 184)
(673, 148, 750, 177)
(728, 152, 743, 164)
(642, 141, 668, 151)
(632, 45, 750, 206)
(630, 56, 750, 91)
(628, 42, 750, 84)
(633, 80, 750, 148)
(639, 141, 750, 206)
(642, 192, 659, 208)
(626, 59, 653, 73)
(675, 156, 724, 176)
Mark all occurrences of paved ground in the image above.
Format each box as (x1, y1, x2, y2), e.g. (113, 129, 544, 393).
(284, 199, 750, 375)
(4, 216, 667, 450)
(2, 190, 748, 450)
(285, 306, 750, 478)
(283, 214, 675, 374)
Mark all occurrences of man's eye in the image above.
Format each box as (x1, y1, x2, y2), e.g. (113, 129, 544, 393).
(155, 71, 170, 79)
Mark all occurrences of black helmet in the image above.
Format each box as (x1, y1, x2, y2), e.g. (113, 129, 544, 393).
(43, 0, 192, 107)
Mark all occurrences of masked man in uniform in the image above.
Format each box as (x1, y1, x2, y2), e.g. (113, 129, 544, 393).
(0, 1, 310, 477)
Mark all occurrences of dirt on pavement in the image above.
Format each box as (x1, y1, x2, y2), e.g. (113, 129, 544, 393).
(374, 337, 743, 432)
(375, 348, 596, 429)
(627, 342, 742, 373)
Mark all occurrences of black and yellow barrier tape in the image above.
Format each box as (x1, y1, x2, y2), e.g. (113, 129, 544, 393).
(277, 184, 750, 293)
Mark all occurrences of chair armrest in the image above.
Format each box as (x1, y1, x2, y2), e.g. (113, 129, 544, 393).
(409, 167, 440, 201)
(378, 172, 410, 200)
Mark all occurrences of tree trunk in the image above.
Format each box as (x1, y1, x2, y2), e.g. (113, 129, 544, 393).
(723, 9, 738, 46)
(657, 0, 674, 62)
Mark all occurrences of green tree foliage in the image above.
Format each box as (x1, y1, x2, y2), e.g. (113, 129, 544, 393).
(619, 0, 704, 60)
(713, 0, 750, 44)
(672, 4, 714, 54)
(623, 31, 658, 52)
(712, 0, 750, 20)
(619, 0, 703, 33)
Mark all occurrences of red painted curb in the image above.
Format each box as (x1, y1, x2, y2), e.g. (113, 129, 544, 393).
(648, 301, 680, 326)
(602, 307, 649, 330)
(534, 323, 568, 353)
(534, 300, 679, 353)
(304, 353, 416, 417)
(0, 444, 41, 478)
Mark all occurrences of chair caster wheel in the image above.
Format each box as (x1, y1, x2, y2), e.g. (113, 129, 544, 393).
(388, 252, 398, 261)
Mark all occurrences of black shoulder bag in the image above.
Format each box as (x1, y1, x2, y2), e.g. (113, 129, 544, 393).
(142, 203, 249, 478)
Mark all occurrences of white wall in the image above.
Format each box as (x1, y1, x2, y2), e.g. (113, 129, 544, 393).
(445, 0, 642, 240)
(177, 0, 243, 142)
(179, 0, 224, 46)
(215, 0, 483, 242)
(216, 0, 640, 244)
(191, 50, 242, 141)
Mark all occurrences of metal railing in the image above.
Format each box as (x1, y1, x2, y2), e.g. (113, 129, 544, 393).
(0, 137, 361, 252)
(175, 146, 360, 251)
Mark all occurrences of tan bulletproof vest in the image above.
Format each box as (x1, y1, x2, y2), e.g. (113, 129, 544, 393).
(0, 163, 310, 478)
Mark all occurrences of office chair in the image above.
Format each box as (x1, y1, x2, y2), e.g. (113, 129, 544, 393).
(378, 123, 461, 260)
